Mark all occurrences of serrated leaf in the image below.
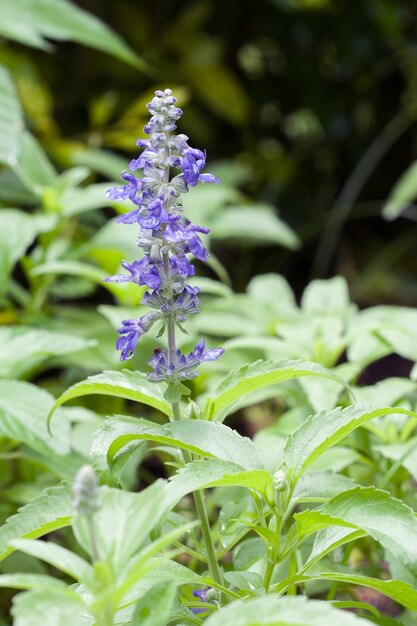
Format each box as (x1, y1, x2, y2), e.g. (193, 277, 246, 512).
(0, 485, 72, 561)
(0, 0, 147, 69)
(49, 370, 172, 427)
(0, 66, 23, 166)
(204, 359, 351, 422)
(299, 487, 417, 575)
(203, 595, 373, 626)
(290, 470, 357, 508)
(167, 459, 273, 504)
(0, 326, 95, 379)
(275, 565, 417, 611)
(283, 405, 416, 482)
(104, 417, 263, 470)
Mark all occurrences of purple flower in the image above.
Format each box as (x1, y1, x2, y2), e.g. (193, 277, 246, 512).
(116, 313, 160, 360)
(106, 88, 224, 386)
(147, 339, 224, 382)
(116, 319, 146, 360)
(105, 258, 162, 291)
(165, 217, 210, 261)
(182, 148, 220, 187)
(190, 588, 213, 615)
(106, 171, 141, 202)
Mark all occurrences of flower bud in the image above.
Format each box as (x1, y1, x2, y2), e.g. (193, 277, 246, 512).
(273, 469, 288, 492)
(72, 465, 100, 515)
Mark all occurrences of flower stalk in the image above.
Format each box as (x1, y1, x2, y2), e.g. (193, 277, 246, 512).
(106, 88, 225, 592)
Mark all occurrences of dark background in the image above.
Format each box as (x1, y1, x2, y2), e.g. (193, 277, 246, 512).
(29, 0, 417, 301)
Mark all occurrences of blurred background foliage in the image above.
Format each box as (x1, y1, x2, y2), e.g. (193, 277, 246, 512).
(2, 0, 417, 300)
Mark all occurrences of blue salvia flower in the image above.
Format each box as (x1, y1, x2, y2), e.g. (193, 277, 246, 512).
(105, 88, 224, 390)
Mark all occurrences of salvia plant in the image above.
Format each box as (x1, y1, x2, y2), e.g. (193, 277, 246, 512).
(4, 88, 417, 626)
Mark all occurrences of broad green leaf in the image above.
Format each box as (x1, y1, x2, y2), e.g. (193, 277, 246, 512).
(167, 459, 273, 504)
(190, 64, 250, 124)
(275, 565, 417, 611)
(114, 560, 200, 619)
(0, 485, 72, 561)
(11, 588, 87, 626)
(113, 522, 197, 607)
(383, 160, 417, 220)
(290, 470, 357, 508)
(247, 273, 297, 314)
(301, 277, 353, 316)
(0, 383, 85, 478)
(0, 0, 146, 69)
(49, 370, 172, 425)
(0, 327, 95, 379)
(204, 595, 373, 626)
(300, 487, 417, 575)
(0, 573, 66, 591)
(73, 481, 170, 572)
(104, 417, 263, 470)
(0, 210, 54, 292)
(0, 66, 23, 166)
(203, 359, 351, 422)
(283, 405, 417, 482)
(13, 131, 57, 194)
(131, 580, 177, 626)
(31, 260, 142, 306)
(212, 206, 300, 250)
(60, 182, 117, 216)
(72, 148, 126, 180)
(11, 539, 93, 582)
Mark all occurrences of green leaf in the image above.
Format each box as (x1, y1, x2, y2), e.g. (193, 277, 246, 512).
(383, 160, 417, 220)
(211, 206, 300, 250)
(60, 183, 116, 216)
(299, 487, 417, 575)
(0, 210, 52, 292)
(11, 539, 93, 583)
(203, 359, 351, 422)
(73, 481, 170, 572)
(167, 459, 274, 503)
(49, 370, 172, 426)
(131, 580, 177, 626)
(11, 588, 86, 626)
(275, 565, 417, 611)
(0, 0, 147, 69)
(0, 66, 23, 166)
(31, 260, 143, 306)
(0, 485, 72, 561)
(203, 595, 373, 626)
(189, 64, 250, 124)
(0, 381, 86, 478)
(0, 573, 67, 591)
(290, 470, 357, 507)
(0, 327, 95, 379)
(283, 405, 416, 482)
(105, 417, 263, 470)
(13, 131, 57, 194)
